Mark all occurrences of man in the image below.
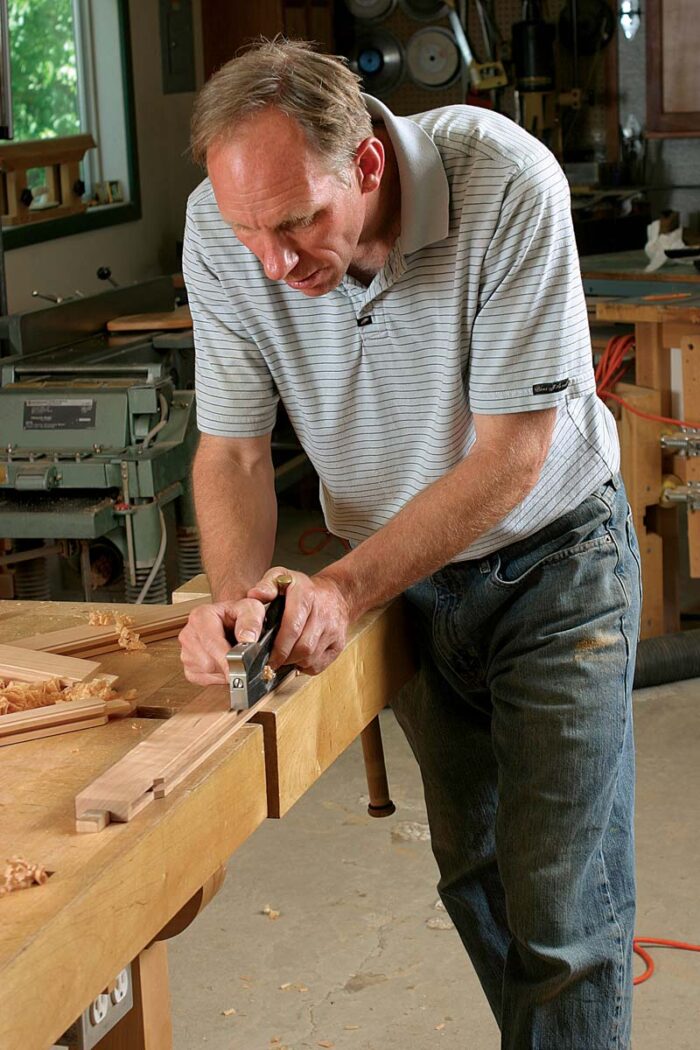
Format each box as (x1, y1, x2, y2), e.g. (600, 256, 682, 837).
(179, 38, 640, 1049)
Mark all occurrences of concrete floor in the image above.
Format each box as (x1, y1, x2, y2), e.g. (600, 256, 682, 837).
(168, 511, 700, 1049)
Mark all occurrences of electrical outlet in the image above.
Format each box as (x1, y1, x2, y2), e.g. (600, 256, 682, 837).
(54, 963, 134, 1049)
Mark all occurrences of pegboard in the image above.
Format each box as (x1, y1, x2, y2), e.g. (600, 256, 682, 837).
(464, 0, 616, 162)
(338, 0, 617, 159)
(348, 4, 466, 115)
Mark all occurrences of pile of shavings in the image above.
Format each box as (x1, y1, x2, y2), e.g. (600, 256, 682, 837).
(0, 856, 49, 896)
(87, 609, 147, 651)
(0, 676, 135, 716)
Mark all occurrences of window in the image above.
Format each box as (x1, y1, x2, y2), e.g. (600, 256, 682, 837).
(9, 0, 81, 144)
(0, 0, 140, 248)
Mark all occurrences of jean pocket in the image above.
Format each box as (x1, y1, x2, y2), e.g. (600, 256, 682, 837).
(490, 532, 614, 588)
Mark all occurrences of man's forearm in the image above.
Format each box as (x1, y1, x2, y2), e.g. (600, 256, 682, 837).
(319, 419, 552, 621)
(193, 444, 277, 602)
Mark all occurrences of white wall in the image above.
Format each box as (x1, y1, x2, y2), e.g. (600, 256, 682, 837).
(4, 0, 205, 313)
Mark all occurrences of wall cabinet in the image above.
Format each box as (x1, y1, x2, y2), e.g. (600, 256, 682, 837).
(201, 0, 334, 80)
(647, 0, 700, 137)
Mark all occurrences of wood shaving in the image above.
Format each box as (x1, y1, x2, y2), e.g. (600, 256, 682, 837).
(117, 625, 147, 651)
(221, 1008, 237, 1017)
(0, 676, 65, 714)
(262, 904, 280, 919)
(0, 676, 136, 716)
(261, 664, 276, 683)
(88, 610, 134, 628)
(87, 610, 146, 651)
(0, 855, 48, 895)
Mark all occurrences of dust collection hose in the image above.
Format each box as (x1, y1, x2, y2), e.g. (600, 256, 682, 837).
(633, 629, 700, 690)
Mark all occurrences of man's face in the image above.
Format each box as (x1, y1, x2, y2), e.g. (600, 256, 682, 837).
(207, 108, 369, 297)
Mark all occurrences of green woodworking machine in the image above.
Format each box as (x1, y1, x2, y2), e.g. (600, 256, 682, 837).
(0, 278, 201, 603)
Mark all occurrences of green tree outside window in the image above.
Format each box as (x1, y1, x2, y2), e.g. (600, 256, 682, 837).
(9, 0, 81, 143)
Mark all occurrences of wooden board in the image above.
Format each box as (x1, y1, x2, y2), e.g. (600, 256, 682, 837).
(1, 714, 107, 747)
(0, 645, 101, 685)
(252, 600, 416, 818)
(597, 295, 700, 326)
(171, 573, 211, 604)
(10, 598, 207, 659)
(74, 686, 270, 830)
(0, 134, 96, 171)
(679, 334, 700, 577)
(0, 696, 133, 747)
(106, 305, 192, 332)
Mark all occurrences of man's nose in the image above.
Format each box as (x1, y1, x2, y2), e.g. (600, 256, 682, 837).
(260, 237, 298, 282)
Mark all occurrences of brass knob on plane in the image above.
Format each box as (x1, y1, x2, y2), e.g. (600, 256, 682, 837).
(274, 572, 293, 595)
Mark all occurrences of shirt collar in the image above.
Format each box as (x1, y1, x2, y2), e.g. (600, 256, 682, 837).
(362, 93, 450, 255)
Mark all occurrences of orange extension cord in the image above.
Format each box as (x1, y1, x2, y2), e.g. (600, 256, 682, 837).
(297, 353, 700, 986)
(633, 938, 700, 985)
(596, 332, 700, 429)
(298, 526, 351, 556)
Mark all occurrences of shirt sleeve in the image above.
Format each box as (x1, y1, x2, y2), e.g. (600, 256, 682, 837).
(468, 152, 595, 415)
(182, 204, 279, 438)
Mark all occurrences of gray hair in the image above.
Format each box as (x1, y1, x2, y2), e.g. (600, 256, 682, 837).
(190, 37, 373, 175)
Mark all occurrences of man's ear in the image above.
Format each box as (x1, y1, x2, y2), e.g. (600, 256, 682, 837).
(355, 136, 385, 194)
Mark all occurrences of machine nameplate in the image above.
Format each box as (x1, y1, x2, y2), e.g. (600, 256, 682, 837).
(23, 398, 97, 430)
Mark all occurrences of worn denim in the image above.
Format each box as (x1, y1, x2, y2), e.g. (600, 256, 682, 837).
(393, 475, 641, 1050)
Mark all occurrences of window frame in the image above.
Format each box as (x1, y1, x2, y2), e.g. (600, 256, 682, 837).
(2, 0, 140, 251)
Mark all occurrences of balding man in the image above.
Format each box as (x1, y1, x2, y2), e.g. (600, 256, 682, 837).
(179, 38, 640, 1049)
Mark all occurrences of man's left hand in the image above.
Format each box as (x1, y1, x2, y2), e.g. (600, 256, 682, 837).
(247, 567, 351, 676)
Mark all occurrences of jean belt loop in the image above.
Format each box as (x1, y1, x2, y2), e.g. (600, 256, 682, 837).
(479, 557, 491, 575)
(610, 472, 622, 491)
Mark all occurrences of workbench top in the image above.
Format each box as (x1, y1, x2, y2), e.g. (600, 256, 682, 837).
(0, 597, 415, 1049)
(596, 291, 700, 325)
(580, 250, 700, 283)
(0, 599, 268, 1050)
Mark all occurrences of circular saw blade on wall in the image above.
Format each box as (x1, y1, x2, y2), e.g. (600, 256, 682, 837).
(342, 0, 466, 114)
(345, 0, 398, 22)
(406, 26, 461, 88)
(399, 0, 450, 21)
(351, 28, 406, 97)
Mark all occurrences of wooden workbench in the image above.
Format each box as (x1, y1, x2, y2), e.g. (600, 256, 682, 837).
(0, 597, 413, 1049)
(596, 293, 700, 636)
(580, 250, 700, 298)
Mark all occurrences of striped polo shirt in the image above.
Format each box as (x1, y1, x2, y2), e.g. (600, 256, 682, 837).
(183, 95, 619, 560)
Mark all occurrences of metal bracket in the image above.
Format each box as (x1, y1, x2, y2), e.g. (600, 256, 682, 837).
(660, 428, 700, 457)
(661, 479, 700, 510)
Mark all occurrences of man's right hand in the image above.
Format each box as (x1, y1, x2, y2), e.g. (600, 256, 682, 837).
(178, 598, 267, 685)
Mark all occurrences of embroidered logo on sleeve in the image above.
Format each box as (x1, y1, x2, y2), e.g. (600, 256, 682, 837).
(532, 379, 570, 395)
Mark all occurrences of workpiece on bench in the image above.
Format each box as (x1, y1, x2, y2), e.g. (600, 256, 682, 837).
(0, 645, 103, 685)
(9, 598, 206, 658)
(74, 686, 266, 829)
(106, 303, 192, 331)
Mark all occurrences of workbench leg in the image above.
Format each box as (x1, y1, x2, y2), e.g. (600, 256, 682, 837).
(361, 716, 396, 817)
(635, 322, 672, 416)
(96, 942, 172, 1050)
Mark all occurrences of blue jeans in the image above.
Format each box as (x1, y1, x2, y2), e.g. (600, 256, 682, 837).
(393, 475, 641, 1050)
